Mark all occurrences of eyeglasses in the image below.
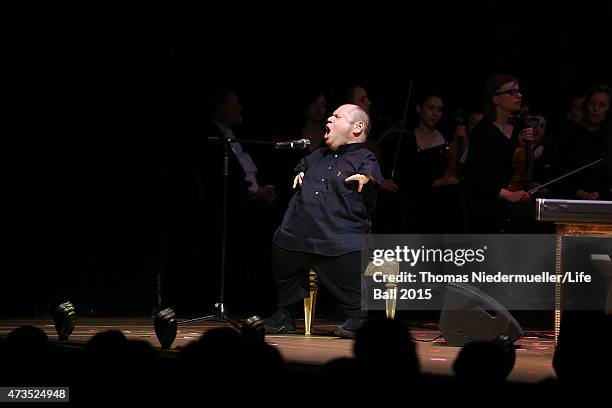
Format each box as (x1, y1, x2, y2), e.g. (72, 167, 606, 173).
(495, 88, 522, 97)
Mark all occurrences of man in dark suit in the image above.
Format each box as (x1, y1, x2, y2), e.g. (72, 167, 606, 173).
(201, 89, 279, 314)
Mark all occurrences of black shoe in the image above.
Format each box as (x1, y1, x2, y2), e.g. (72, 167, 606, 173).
(263, 308, 295, 334)
(334, 317, 367, 339)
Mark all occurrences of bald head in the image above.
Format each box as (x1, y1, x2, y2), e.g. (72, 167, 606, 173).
(345, 104, 371, 139)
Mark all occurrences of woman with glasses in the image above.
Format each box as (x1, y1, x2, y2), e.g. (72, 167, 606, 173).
(464, 73, 535, 233)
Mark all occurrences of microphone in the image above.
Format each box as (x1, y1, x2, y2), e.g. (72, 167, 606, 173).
(275, 139, 311, 150)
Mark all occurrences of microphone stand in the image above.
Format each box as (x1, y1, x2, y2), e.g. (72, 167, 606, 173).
(177, 134, 289, 329)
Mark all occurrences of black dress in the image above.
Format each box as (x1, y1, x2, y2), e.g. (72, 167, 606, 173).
(554, 123, 606, 199)
(395, 130, 460, 233)
(464, 120, 534, 233)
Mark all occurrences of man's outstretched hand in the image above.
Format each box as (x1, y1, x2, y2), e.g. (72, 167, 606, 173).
(345, 174, 371, 192)
(293, 172, 305, 189)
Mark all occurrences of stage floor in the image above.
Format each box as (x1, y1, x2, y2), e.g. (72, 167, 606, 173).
(0, 318, 556, 383)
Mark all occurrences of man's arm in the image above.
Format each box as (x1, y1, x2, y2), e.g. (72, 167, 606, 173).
(293, 172, 304, 189)
(345, 174, 373, 192)
(294, 149, 322, 173)
(346, 151, 384, 192)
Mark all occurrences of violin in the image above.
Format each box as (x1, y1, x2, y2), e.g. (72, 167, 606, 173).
(508, 108, 536, 192)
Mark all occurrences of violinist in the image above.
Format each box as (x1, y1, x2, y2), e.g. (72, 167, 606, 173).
(464, 74, 535, 233)
(507, 108, 541, 194)
(395, 92, 462, 233)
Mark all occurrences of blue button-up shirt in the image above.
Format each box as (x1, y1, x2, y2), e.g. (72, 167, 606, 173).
(273, 143, 383, 256)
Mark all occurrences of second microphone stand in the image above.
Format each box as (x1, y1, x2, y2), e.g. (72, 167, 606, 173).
(177, 135, 306, 329)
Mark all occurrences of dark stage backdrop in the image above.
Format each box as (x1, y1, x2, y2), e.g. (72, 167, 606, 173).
(7, 1, 611, 319)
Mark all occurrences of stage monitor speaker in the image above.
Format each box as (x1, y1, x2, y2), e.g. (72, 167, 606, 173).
(438, 283, 524, 347)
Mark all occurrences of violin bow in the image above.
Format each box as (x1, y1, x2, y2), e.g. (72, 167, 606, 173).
(390, 80, 413, 180)
(528, 159, 602, 195)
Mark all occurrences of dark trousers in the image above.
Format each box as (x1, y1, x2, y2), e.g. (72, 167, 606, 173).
(270, 244, 366, 318)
